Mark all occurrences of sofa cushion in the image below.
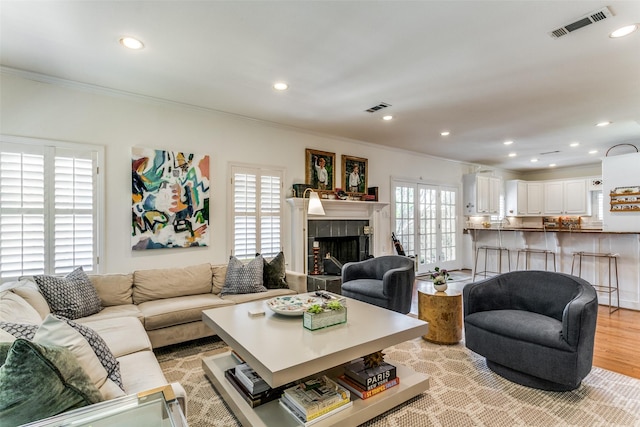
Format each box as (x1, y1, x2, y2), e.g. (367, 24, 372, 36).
(0, 339, 103, 426)
(138, 294, 233, 331)
(80, 317, 152, 358)
(0, 291, 42, 324)
(34, 315, 125, 400)
(0, 322, 38, 341)
(76, 304, 144, 324)
(221, 287, 296, 304)
(89, 273, 134, 306)
(11, 279, 51, 319)
(117, 350, 170, 395)
(211, 264, 227, 295)
(133, 263, 213, 304)
(262, 252, 288, 289)
(34, 267, 102, 320)
(221, 256, 267, 296)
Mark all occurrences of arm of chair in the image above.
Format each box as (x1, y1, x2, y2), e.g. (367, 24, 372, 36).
(285, 270, 307, 294)
(381, 265, 414, 313)
(561, 283, 598, 348)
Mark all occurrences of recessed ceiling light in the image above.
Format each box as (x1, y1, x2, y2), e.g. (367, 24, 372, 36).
(549, 163, 557, 167)
(589, 150, 598, 154)
(596, 121, 611, 127)
(382, 115, 393, 121)
(119, 36, 144, 50)
(273, 82, 288, 91)
(508, 153, 517, 157)
(530, 158, 538, 163)
(504, 140, 514, 145)
(570, 142, 580, 147)
(440, 131, 450, 136)
(610, 24, 639, 38)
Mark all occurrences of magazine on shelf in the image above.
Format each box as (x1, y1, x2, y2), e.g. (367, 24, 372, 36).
(282, 375, 350, 420)
(279, 395, 353, 426)
(225, 368, 290, 408)
(336, 374, 400, 399)
(344, 359, 397, 390)
(235, 363, 270, 394)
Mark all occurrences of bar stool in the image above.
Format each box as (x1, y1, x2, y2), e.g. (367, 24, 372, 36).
(515, 248, 557, 271)
(571, 251, 620, 314)
(473, 245, 511, 280)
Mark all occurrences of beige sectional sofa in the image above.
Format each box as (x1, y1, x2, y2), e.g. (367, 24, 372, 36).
(0, 262, 306, 423)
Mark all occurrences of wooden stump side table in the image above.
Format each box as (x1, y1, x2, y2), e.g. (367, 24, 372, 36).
(418, 289, 463, 345)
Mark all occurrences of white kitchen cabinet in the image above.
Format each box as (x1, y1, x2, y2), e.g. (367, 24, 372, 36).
(544, 179, 590, 215)
(463, 173, 501, 215)
(506, 180, 543, 216)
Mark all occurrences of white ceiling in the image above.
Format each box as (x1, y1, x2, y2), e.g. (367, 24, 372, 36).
(1, 1, 639, 172)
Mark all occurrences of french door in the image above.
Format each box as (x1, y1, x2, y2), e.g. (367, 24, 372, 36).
(393, 181, 459, 275)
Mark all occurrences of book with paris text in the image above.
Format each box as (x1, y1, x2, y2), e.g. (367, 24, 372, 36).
(336, 374, 400, 399)
(344, 358, 396, 390)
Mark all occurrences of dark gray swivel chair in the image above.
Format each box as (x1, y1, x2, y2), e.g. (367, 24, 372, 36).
(341, 255, 415, 314)
(464, 270, 598, 391)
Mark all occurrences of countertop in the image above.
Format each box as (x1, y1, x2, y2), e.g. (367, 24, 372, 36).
(465, 227, 639, 234)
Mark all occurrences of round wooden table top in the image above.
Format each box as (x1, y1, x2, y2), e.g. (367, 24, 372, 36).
(417, 289, 463, 345)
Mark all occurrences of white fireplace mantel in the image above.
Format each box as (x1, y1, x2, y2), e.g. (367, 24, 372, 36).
(286, 198, 389, 273)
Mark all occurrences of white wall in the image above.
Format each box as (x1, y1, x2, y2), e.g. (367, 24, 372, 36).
(2, 72, 495, 273)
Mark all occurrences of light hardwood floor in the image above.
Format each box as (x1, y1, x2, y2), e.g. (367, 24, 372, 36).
(411, 273, 640, 380)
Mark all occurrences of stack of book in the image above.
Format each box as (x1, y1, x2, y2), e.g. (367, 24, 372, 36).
(338, 358, 399, 400)
(235, 363, 270, 394)
(280, 376, 352, 426)
(225, 363, 290, 408)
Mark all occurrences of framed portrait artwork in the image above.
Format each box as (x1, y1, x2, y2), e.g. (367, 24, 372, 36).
(342, 155, 368, 194)
(305, 149, 335, 191)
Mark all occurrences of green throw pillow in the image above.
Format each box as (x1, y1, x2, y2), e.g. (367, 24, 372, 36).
(0, 339, 103, 425)
(262, 252, 288, 289)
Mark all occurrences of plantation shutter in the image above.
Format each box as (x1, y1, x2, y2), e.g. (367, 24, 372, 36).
(0, 140, 99, 280)
(231, 165, 283, 260)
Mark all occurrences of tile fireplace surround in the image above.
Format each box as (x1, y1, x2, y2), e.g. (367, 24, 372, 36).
(287, 198, 389, 274)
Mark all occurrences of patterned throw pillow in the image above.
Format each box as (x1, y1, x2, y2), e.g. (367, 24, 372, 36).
(221, 256, 267, 296)
(34, 267, 102, 320)
(59, 317, 123, 391)
(0, 322, 38, 341)
(262, 252, 288, 289)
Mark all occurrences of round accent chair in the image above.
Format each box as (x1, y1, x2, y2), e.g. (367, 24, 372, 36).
(463, 270, 598, 391)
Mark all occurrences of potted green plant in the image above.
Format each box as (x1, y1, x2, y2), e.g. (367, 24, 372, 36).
(303, 299, 347, 330)
(430, 266, 450, 292)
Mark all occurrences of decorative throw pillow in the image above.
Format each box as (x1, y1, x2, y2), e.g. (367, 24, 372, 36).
(0, 339, 103, 426)
(34, 315, 125, 398)
(0, 322, 38, 341)
(34, 267, 102, 319)
(261, 252, 289, 289)
(221, 256, 267, 296)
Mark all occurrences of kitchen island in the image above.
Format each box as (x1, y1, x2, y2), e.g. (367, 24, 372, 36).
(466, 227, 640, 311)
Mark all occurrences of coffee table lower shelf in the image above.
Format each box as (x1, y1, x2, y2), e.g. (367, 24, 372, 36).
(202, 351, 429, 427)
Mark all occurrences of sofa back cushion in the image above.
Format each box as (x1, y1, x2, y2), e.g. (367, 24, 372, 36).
(89, 274, 134, 306)
(211, 264, 227, 295)
(0, 291, 43, 324)
(133, 263, 213, 304)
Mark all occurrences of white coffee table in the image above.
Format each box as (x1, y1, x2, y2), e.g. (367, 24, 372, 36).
(201, 294, 429, 427)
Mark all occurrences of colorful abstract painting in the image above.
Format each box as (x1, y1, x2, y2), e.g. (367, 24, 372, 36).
(131, 147, 210, 250)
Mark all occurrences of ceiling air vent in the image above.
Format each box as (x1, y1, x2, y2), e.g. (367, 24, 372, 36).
(365, 102, 391, 113)
(548, 6, 613, 39)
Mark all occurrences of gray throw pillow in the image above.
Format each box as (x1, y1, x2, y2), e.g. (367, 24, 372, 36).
(221, 256, 267, 296)
(34, 267, 102, 320)
(262, 252, 288, 289)
(0, 339, 103, 426)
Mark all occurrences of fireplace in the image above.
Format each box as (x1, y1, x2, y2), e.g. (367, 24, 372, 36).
(308, 219, 370, 275)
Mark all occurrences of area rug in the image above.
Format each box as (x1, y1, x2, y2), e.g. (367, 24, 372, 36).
(155, 337, 640, 426)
